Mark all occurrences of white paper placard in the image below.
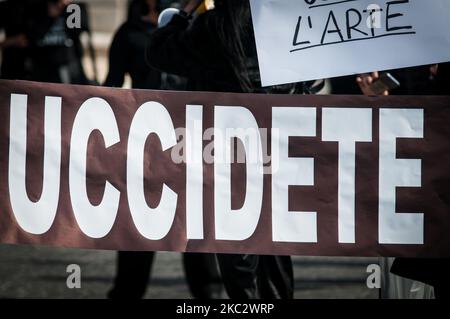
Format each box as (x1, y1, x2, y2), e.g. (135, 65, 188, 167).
(249, 0, 450, 86)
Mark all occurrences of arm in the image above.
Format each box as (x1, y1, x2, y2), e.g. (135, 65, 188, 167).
(146, 11, 217, 80)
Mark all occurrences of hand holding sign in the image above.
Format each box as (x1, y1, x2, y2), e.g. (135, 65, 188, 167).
(357, 72, 389, 96)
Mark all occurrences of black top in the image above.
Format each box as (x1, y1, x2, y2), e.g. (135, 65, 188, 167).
(146, 12, 256, 93)
(104, 20, 161, 90)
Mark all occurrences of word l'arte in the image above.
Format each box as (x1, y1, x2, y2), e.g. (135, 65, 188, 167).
(292, 0, 415, 52)
(0, 80, 449, 257)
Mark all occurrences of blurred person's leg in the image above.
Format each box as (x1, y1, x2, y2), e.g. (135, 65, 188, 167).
(434, 281, 450, 299)
(217, 254, 259, 299)
(433, 259, 450, 299)
(391, 258, 450, 299)
(258, 255, 294, 299)
(108, 251, 155, 299)
(216, 254, 293, 299)
(183, 253, 223, 299)
(381, 257, 435, 299)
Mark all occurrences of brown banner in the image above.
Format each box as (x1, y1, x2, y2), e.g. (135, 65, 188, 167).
(0, 79, 449, 257)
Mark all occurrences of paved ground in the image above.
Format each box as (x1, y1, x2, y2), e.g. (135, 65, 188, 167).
(0, 244, 378, 299)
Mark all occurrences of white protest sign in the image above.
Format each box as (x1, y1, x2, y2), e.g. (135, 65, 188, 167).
(249, 0, 450, 87)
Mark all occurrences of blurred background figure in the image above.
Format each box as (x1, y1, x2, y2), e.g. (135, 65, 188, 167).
(0, 0, 29, 80)
(104, 0, 223, 299)
(24, 0, 93, 84)
(1, 0, 177, 85)
(104, 0, 161, 89)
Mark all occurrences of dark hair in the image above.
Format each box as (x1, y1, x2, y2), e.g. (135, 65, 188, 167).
(127, 0, 160, 22)
(212, 0, 253, 92)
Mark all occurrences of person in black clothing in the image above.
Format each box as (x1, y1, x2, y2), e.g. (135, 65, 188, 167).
(355, 64, 450, 299)
(104, 0, 161, 89)
(146, 0, 294, 299)
(105, 0, 223, 299)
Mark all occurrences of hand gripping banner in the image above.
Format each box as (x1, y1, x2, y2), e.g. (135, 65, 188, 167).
(0, 80, 449, 257)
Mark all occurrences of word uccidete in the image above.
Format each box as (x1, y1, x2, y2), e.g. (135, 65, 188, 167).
(1, 80, 449, 257)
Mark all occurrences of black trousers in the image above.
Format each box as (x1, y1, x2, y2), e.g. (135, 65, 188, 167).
(108, 251, 223, 299)
(391, 258, 450, 299)
(434, 282, 450, 299)
(216, 254, 294, 299)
